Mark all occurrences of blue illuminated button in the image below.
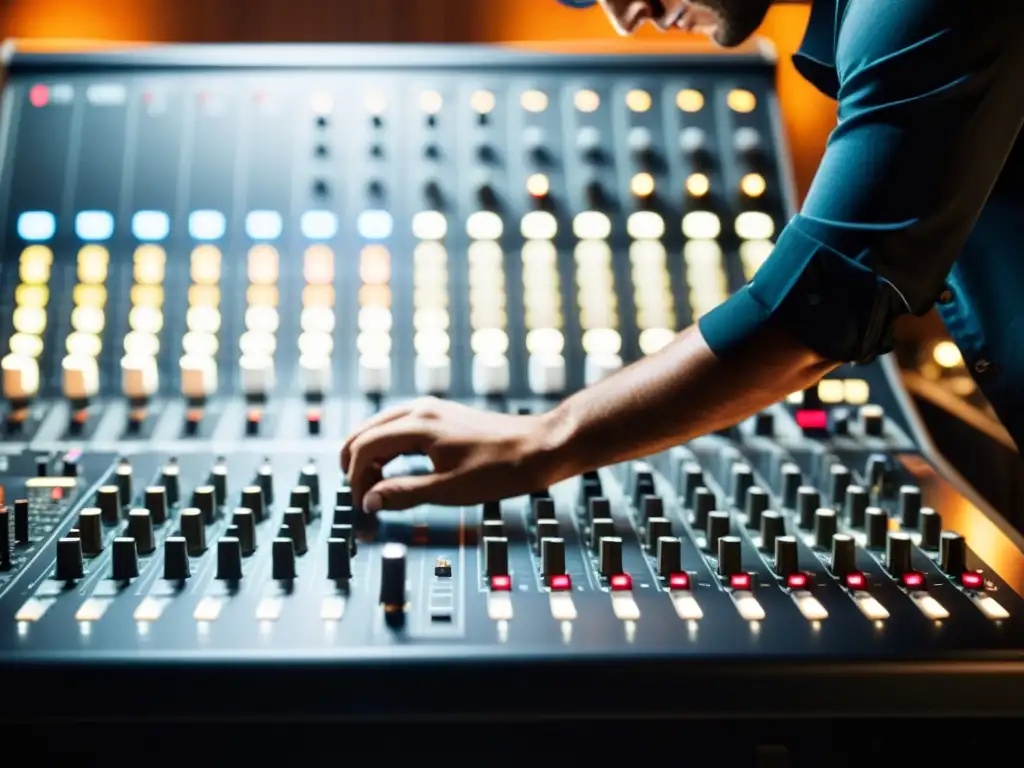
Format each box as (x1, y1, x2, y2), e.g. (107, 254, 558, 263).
(131, 210, 170, 241)
(245, 210, 283, 241)
(188, 210, 226, 241)
(17, 211, 56, 241)
(300, 210, 338, 240)
(75, 210, 114, 241)
(357, 210, 393, 240)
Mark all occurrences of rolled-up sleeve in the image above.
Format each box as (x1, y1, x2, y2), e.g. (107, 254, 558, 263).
(700, 0, 1024, 363)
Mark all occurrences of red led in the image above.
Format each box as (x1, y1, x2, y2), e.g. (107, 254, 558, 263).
(902, 572, 924, 589)
(29, 84, 49, 107)
(668, 572, 690, 590)
(610, 573, 632, 591)
(845, 572, 866, 590)
(549, 574, 572, 591)
(730, 573, 751, 590)
(786, 573, 808, 589)
(490, 574, 511, 591)
(961, 572, 984, 589)
(795, 409, 828, 430)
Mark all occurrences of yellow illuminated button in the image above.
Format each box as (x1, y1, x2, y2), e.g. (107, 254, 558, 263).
(133, 596, 169, 622)
(686, 173, 710, 198)
(75, 598, 110, 622)
(974, 594, 1010, 620)
(419, 90, 443, 114)
(625, 89, 651, 113)
(792, 591, 828, 621)
(15, 597, 52, 622)
(611, 593, 640, 621)
(520, 89, 548, 113)
(631, 173, 655, 198)
(911, 593, 949, 620)
(727, 89, 757, 113)
(676, 89, 704, 112)
(549, 593, 578, 621)
(741, 173, 767, 198)
(470, 89, 495, 115)
(732, 591, 765, 621)
(853, 593, 890, 621)
(487, 592, 514, 620)
(671, 593, 703, 620)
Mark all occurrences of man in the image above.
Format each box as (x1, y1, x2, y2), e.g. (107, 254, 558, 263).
(343, 0, 1024, 514)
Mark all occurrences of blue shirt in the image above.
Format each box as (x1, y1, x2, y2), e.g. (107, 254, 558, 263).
(699, 0, 1024, 449)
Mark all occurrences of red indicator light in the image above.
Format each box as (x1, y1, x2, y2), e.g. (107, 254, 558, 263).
(961, 572, 983, 589)
(902, 572, 924, 589)
(549, 574, 571, 590)
(730, 573, 751, 590)
(610, 573, 632, 591)
(50, 488, 63, 501)
(306, 410, 321, 423)
(490, 574, 511, 591)
(795, 409, 828, 430)
(668, 572, 690, 590)
(845, 572, 866, 589)
(29, 84, 49, 107)
(786, 573, 808, 589)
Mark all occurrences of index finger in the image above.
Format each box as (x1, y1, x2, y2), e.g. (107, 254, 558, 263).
(341, 402, 414, 473)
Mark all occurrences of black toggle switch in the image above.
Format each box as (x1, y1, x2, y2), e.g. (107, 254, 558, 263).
(886, 532, 913, 577)
(536, 519, 559, 552)
(160, 461, 180, 507)
(920, 507, 942, 549)
(830, 533, 856, 576)
(112, 537, 139, 581)
(56, 537, 84, 581)
(845, 485, 868, 528)
(128, 509, 155, 554)
(639, 495, 663, 523)
(813, 508, 837, 550)
(657, 536, 682, 577)
(193, 485, 216, 525)
(865, 507, 888, 549)
(591, 518, 615, 551)
(760, 511, 785, 552)
(706, 511, 731, 551)
(332, 524, 356, 556)
(828, 465, 851, 508)
(290, 486, 313, 523)
(328, 537, 352, 580)
(77, 508, 103, 555)
(299, 462, 320, 508)
(180, 508, 206, 555)
(693, 487, 716, 530)
(898, 485, 922, 529)
(939, 531, 966, 574)
(482, 500, 502, 521)
(379, 542, 407, 610)
(14, 498, 29, 544)
(731, 465, 753, 508)
(164, 536, 190, 580)
(241, 486, 266, 523)
(115, 458, 133, 508)
(232, 508, 257, 556)
(717, 536, 742, 576)
(97, 485, 121, 526)
(283, 508, 308, 555)
(272, 537, 296, 580)
(532, 497, 556, 523)
(599, 536, 623, 577)
(780, 463, 802, 510)
(217, 537, 243, 581)
(646, 517, 672, 553)
(145, 486, 168, 526)
(796, 487, 820, 529)
(542, 537, 566, 581)
(774, 536, 798, 577)
(484, 536, 509, 577)
(257, 460, 274, 506)
(210, 460, 228, 508)
(680, 461, 705, 507)
(587, 497, 611, 526)
(745, 487, 769, 529)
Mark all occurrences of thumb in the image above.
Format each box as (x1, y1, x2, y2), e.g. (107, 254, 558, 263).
(363, 471, 459, 512)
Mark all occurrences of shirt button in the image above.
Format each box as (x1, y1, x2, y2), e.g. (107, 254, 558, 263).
(974, 359, 992, 374)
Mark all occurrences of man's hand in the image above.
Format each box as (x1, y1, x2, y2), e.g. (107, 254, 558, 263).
(341, 398, 565, 513)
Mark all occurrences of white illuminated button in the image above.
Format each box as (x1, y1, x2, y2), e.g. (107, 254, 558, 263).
(245, 210, 283, 241)
(120, 355, 158, 399)
(611, 593, 640, 621)
(75, 597, 110, 622)
(549, 593, 578, 621)
(358, 354, 392, 394)
(627, 126, 652, 152)
(415, 354, 451, 395)
(133, 596, 169, 622)
(193, 596, 223, 622)
(732, 590, 766, 621)
(584, 353, 622, 386)
(682, 211, 721, 239)
(466, 211, 503, 240)
(679, 126, 706, 154)
(180, 355, 218, 399)
(131, 210, 170, 241)
(792, 591, 828, 621)
(358, 210, 394, 240)
(75, 210, 115, 241)
(520, 210, 557, 240)
(300, 210, 338, 240)
(17, 211, 56, 241)
(472, 353, 510, 395)
(240, 354, 276, 395)
(527, 353, 565, 395)
(320, 596, 346, 621)
(255, 597, 283, 621)
(487, 592, 514, 621)
(14, 597, 51, 622)
(1, 353, 40, 400)
(911, 593, 950, 620)
(61, 354, 99, 400)
(974, 594, 1010, 620)
(300, 354, 332, 395)
(853, 593, 890, 621)
(735, 211, 775, 240)
(188, 210, 226, 241)
(671, 593, 703, 620)
(576, 125, 600, 153)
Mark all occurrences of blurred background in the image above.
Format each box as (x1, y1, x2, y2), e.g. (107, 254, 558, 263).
(2, 0, 1018, 504)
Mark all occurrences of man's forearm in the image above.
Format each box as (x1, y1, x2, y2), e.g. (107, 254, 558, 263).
(538, 323, 839, 484)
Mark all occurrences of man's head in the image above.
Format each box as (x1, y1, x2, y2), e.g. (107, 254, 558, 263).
(597, 0, 774, 47)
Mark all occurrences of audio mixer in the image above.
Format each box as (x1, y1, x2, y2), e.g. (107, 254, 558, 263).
(1, 41, 1023, 728)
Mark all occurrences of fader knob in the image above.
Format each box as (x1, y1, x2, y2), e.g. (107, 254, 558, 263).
(865, 507, 888, 549)
(528, 354, 566, 395)
(584, 353, 622, 386)
(898, 485, 922, 529)
(56, 537, 84, 581)
(127, 509, 155, 554)
(706, 511, 731, 551)
(232, 509, 257, 556)
(885, 532, 913, 577)
(482, 520, 505, 540)
(599, 537, 623, 577)
(77, 508, 103, 555)
(336, 486, 353, 509)
(542, 537, 566, 580)
(865, 453, 888, 490)
(145, 487, 168, 526)
(241, 486, 266, 523)
(272, 538, 296, 580)
(830, 534, 856, 576)
(380, 543, 407, 611)
(680, 462, 705, 507)
(774, 536, 798, 577)
(760, 511, 785, 552)
(828, 465, 851, 508)
(484, 536, 509, 577)
(657, 537, 682, 577)
(163, 537, 190, 580)
(290, 487, 313, 523)
(754, 411, 774, 436)
(591, 518, 615, 551)
(536, 519, 560, 552)
(217, 538, 243, 581)
(332, 524, 356, 556)
(472, 354, 509, 395)
(845, 485, 868, 528)
(328, 537, 352, 580)
(97, 486, 120, 526)
(299, 465, 320, 508)
(632, 470, 656, 508)
(780, 463, 802, 509)
(578, 478, 602, 509)
(112, 537, 139, 581)
(730, 465, 753, 508)
(160, 461, 181, 507)
(193, 486, 216, 525)
(939, 531, 966, 574)
(180, 508, 206, 555)
(283, 509, 308, 555)
(693, 487, 716, 530)
(115, 459, 133, 507)
(257, 461, 275, 506)
(587, 497, 610, 526)
(482, 500, 502, 522)
(717, 536, 742, 577)
(796, 487, 820, 529)
(920, 507, 942, 549)
(415, 354, 451, 395)
(532, 497, 556, 525)
(813, 508, 837, 550)
(745, 487, 769, 529)
(646, 518, 672, 553)
(861, 405, 884, 437)
(640, 495, 663, 524)
(14, 499, 29, 544)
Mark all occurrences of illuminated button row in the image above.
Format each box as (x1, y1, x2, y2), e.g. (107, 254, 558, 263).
(240, 246, 279, 397)
(299, 246, 335, 396)
(522, 239, 565, 395)
(180, 246, 222, 400)
(574, 239, 622, 386)
(684, 240, 728, 319)
(1, 246, 53, 401)
(61, 246, 109, 401)
(358, 245, 392, 394)
(468, 238, 510, 395)
(413, 234, 452, 395)
(121, 245, 165, 400)
(629, 240, 676, 356)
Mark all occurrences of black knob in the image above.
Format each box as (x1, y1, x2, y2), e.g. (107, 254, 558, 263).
(336, 486, 353, 508)
(282, 508, 308, 555)
(77, 508, 103, 555)
(717, 536, 742, 576)
(680, 461, 705, 507)
(289, 487, 313, 523)
(536, 519, 559, 552)
(127, 509, 155, 554)
(56, 537, 84, 581)
(272, 537, 296, 580)
(845, 485, 869, 527)
(484, 536, 509, 576)
(862, 406, 884, 437)
(163, 537, 190, 580)
(35, 455, 49, 477)
(898, 485, 922, 529)
(217, 537, 243, 580)
(14, 498, 29, 544)
(423, 179, 443, 207)
(180, 508, 206, 555)
(814, 508, 837, 550)
(115, 458, 132, 508)
(646, 518, 672, 553)
(591, 518, 615, 551)
(331, 524, 356, 556)
(830, 533, 856, 576)
(476, 182, 497, 209)
(482, 500, 502, 521)
(112, 537, 139, 580)
(754, 411, 774, 436)
(745, 487, 769, 529)
(760, 511, 785, 552)
(865, 454, 888, 491)
(62, 454, 79, 477)
(587, 497, 611, 526)
(328, 537, 352, 580)
(633, 470, 656, 508)
(241, 486, 266, 523)
(532, 497, 556, 523)
(193, 486, 216, 525)
(774, 536, 798, 577)
(257, 460, 274, 506)
(333, 505, 356, 529)
(97, 485, 121, 526)
(796, 487, 820, 529)
(939, 531, 966, 574)
(599, 537, 623, 577)
(706, 511, 731, 551)
(639, 495, 663, 523)
(865, 507, 888, 548)
(781, 463, 802, 509)
(692, 487, 715, 530)
(160, 461, 180, 506)
(828, 465, 851, 508)
(832, 408, 851, 436)
(578, 477, 602, 508)
(657, 536, 682, 577)
(886, 532, 913, 577)
(232, 508, 257, 556)
(380, 542, 407, 609)
(210, 460, 228, 508)
(920, 507, 942, 549)
(144, 487, 168, 526)
(542, 537, 566, 581)
(731, 465, 753, 508)
(482, 519, 505, 541)
(299, 463, 320, 508)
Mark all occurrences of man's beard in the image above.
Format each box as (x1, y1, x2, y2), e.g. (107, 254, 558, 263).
(686, 0, 773, 47)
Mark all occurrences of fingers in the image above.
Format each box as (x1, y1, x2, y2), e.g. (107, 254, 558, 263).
(363, 471, 460, 513)
(347, 418, 432, 505)
(340, 403, 413, 473)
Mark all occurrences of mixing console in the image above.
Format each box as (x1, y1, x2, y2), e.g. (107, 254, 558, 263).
(1, 43, 1023, 726)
